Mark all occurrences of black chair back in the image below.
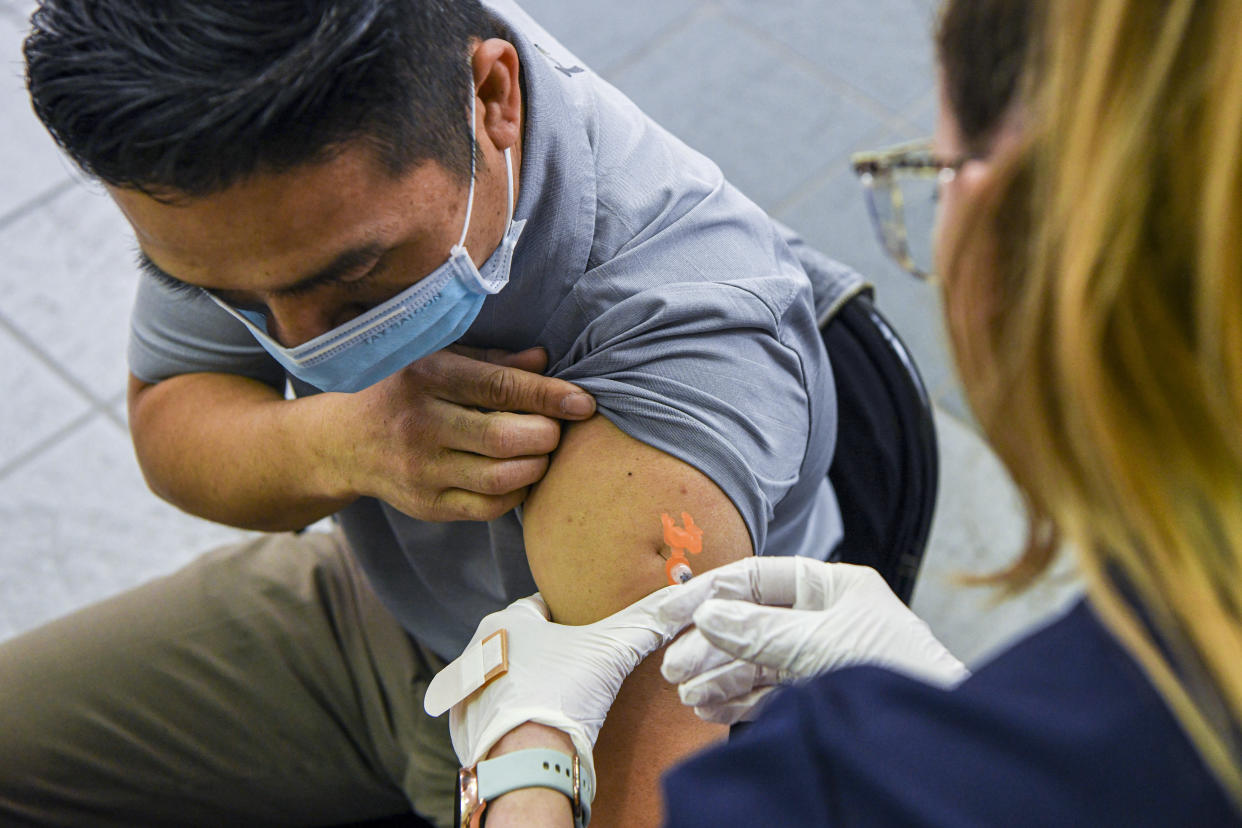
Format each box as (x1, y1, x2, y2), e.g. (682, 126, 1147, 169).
(822, 292, 938, 604)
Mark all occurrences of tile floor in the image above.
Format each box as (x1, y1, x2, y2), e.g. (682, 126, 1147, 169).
(0, 0, 1080, 662)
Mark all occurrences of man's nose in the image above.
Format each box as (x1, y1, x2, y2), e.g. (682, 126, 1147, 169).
(264, 296, 344, 348)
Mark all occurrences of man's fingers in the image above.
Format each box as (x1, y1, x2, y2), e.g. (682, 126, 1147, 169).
(441, 408, 561, 459)
(428, 486, 530, 523)
(447, 452, 551, 497)
(448, 345, 550, 373)
(435, 350, 595, 419)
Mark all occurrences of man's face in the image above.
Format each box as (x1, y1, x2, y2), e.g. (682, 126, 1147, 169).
(110, 137, 515, 349)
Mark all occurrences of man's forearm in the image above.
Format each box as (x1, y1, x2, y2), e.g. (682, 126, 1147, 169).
(128, 372, 355, 531)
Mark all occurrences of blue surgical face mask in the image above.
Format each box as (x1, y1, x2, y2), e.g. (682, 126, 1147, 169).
(208, 101, 525, 393)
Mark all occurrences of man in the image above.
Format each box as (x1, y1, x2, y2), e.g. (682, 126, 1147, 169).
(5, 0, 839, 825)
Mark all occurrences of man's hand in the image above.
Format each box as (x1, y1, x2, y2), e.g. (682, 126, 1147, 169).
(659, 558, 969, 724)
(322, 347, 595, 522)
(128, 346, 593, 531)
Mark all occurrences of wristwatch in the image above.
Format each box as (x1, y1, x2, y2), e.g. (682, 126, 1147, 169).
(458, 748, 591, 827)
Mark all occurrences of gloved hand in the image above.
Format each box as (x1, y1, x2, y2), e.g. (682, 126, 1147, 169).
(429, 586, 685, 802)
(659, 557, 969, 724)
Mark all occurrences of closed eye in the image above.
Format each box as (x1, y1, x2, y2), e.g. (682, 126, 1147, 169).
(274, 246, 390, 300)
(136, 249, 202, 297)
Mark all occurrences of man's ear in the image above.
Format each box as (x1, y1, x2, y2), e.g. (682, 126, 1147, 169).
(471, 39, 522, 152)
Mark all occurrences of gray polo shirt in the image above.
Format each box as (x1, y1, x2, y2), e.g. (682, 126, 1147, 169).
(128, 0, 841, 659)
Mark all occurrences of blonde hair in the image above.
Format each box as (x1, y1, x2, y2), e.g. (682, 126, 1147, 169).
(947, 0, 1242, 807)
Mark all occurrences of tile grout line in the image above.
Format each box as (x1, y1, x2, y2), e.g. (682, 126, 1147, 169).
(769, 115, 907, 219)
(888, 91, 939, 137)
(0, 405, 99, 480)
(599, 1, 717, 78)
(0, 176, 78, 232)
(100, 389, 129, 432)
(770, 159, 850, 220)
(710, 2, 925, 132)
(0, 310, 113, 413)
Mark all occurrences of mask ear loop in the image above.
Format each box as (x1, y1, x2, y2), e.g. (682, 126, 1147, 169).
(501, 145, 516, 226)
(456, 90, 518, 255)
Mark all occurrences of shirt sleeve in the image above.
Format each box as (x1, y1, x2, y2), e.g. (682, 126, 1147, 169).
(127, 271, 286, 388)
(547, 268, 829, 557)
(537, 74, 837, 555)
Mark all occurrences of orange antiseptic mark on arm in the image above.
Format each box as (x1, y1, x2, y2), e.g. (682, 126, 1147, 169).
(662, 511, 704, 584)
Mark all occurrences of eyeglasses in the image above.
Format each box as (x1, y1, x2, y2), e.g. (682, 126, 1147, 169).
(850, 139, 965, 280)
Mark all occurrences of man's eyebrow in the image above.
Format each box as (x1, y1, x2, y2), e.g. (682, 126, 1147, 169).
(135, 244, 389, 297)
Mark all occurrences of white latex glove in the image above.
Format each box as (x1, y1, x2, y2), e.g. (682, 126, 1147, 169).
(429, 586, 685, 800)
(659, 557, 969, 724)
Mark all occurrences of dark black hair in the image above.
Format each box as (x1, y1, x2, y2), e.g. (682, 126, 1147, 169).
(936, 0, 1039, 156)
(24, 0, 503, 195)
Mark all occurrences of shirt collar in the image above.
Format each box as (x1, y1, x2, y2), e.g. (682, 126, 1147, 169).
(500, 11, 597, 292)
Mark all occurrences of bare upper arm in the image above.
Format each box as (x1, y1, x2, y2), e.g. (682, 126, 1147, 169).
(522, 414, 753, 625)
(523, 413, 752, 824)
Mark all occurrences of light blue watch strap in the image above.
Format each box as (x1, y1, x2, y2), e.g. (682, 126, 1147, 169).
(476, 748, 590, 827)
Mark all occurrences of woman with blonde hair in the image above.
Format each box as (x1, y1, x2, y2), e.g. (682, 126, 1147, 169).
(937, 0, 1242, 813)
(434, 0, 1242, 824)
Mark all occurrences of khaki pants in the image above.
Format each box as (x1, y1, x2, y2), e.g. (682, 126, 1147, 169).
(0, 531, 459, 827)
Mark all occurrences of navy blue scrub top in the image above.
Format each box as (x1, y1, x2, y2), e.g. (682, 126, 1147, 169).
(662, 599, 1239, 826)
